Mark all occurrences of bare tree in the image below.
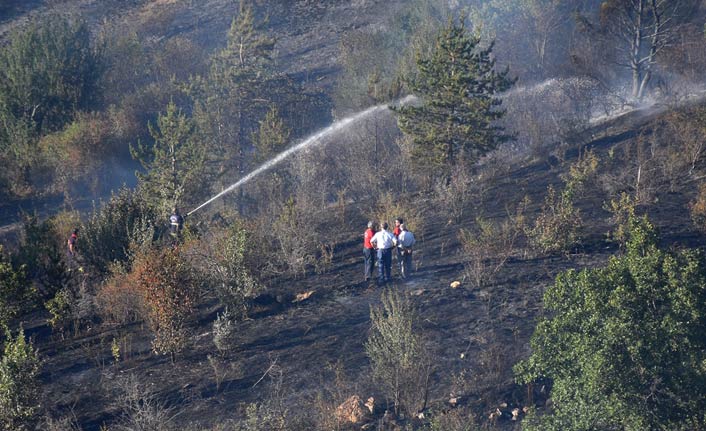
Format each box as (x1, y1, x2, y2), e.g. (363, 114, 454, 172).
(599, 0, 692, 100)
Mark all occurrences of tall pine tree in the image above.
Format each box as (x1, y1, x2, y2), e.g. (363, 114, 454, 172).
(394, 18, 514, 175)
(191, 1, 275, 191)
(131, 101, 206, 216)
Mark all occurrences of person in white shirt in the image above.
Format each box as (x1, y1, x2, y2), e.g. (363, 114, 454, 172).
(396, 223, 416, 278)
(370, 222, 395, 284)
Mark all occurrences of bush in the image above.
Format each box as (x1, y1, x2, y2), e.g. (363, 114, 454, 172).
(368, 191, 426, 240)
(604, 192, 637, 245)
(365, 290, 431, 417)
(44, 288, 73, 333)
(460, 203, 526, 288)
(526, 185, 581, 255)
(432, 164, 477, 223)
(690, 182, 706, 233)
(15, 214, 67, 300)
(81, 187, 157, 274)
(527, 150, 597, 254)
(0, 327, 41, 431)
(131, 247, 199, 358)
(38, 112, 118, 198)
(96, 264, 144, 326)
(112, 374, 175, 431)
(206, 222, 261, 318)
(0, 15, 103, 198)
(269, 198, 318, 276)
(0, 246, 32, 329)
(212, 309, 236, 355)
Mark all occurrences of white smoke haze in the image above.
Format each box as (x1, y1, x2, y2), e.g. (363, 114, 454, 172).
(187, 95, 417, 215)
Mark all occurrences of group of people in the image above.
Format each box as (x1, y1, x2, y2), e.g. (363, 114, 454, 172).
(363, 217, 416, 284)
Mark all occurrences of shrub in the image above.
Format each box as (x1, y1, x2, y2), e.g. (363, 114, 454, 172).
(460, 203, 525, 288)
(131, 247, 199, 358)
(690, 182, 706, 233)
(0, 246, 31, 329)
(368, 191, 425, 240)
(527, 150, 598, 254)
(365, 290, 431, 417)
(44, 288, 73, 334)
(526, 185, 581, 255)
(96, 264, 144, 326)
(112, 374, 175, 431)
(212, 309, 236, 355)
(269, 198, 318, 276)
(80, 187, 157, 274)
(432, 164, 477, 223)
(207, 222, 261, 318)
(604, 192, 636, 245)
(236, 402, 287, 431)
(15, 214, 67, 299)
(0, 327, 41, 431)
(419, 409, 479, 431)
(38, 112, 118, 198)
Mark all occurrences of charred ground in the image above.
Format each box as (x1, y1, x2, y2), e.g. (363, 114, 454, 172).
(19, 102, 703, 430)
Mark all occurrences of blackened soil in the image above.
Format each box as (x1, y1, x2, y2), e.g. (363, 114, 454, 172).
(29, 104, 706, 430)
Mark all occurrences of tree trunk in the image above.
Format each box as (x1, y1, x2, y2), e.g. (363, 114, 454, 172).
(631, 0, 645, 100)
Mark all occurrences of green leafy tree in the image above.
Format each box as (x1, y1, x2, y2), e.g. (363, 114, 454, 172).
(394, 17, 514, 175)
(0, 247, 31, 330)
(515, 215, 706, 430)
(0, 327, 41, 431)
(131, 101, 207, 217)
(0, 15, 103, 195)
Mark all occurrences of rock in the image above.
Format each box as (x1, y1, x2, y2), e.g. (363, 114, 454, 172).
(499, 402, 508, 408)
(292, 290, 315, 303)
(335, 395, 369, 424)
(417, 412, 425, 419)
(450, 280, 461, 289)
(449, 397, 458, 406)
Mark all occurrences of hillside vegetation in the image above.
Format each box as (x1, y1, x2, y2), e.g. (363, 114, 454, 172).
(1, 1, 706, 430)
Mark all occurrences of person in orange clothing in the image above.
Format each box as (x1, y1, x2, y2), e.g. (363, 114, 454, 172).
(393, 217, 403, 274)
(363, 221, 375, 282)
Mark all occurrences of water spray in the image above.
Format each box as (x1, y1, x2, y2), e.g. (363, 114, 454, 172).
(186, 95, 417, 216)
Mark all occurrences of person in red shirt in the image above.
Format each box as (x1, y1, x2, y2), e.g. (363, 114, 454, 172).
(363, 221, 375, 282)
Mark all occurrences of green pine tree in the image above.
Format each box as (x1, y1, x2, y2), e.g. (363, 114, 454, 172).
(252, 106, 290, 163)
(192, 1, 275, 187)
(131, 101, 206, 217)
(394, 17, 514, 175)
